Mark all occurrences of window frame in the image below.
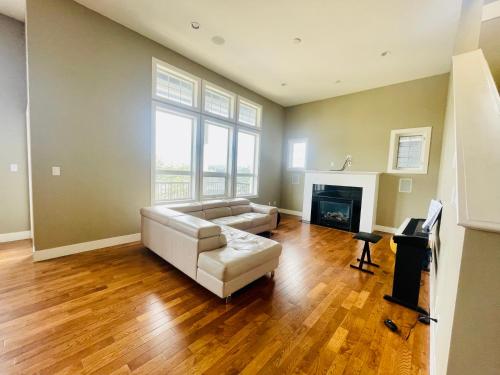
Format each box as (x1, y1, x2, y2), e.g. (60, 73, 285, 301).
(287, 138, 308, 171)
(202, 81, 236, 121)
(387, 127, 432, 174)
(152, 57, 201, 111)
(235, 128, 261, 198)
(151, 57, 263, 204)
(151, 101, 200, 204)
(237, 97, 262, 128)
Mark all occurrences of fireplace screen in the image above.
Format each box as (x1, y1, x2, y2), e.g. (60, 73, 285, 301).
(311, 184, 362, 232)
(319, 200, 353, 231)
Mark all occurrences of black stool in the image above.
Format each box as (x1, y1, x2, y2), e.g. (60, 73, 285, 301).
(350, 232, 382, 274)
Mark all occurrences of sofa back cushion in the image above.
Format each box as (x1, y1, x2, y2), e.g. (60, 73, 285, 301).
(201, 200, 228, 210)
(166, 202, 203, 213)
(225, 198, 250, 206)
(230, 205, 252, 215)
(189, 210, 205, 219)
(204, 207, 232, 220)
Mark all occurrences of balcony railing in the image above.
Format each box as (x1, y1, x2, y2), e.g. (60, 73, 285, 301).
(155, 180, 252, 201)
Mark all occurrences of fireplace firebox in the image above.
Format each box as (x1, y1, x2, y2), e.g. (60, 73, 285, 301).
(311, 184, 362, 232)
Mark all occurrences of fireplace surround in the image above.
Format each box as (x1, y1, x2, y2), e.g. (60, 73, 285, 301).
(302, 171, 380, 233)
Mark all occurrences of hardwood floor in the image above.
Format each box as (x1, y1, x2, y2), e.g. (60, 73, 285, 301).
(0, 215, 429, 374)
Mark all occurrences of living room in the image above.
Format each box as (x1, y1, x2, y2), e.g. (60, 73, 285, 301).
(0, 0, 499, 374)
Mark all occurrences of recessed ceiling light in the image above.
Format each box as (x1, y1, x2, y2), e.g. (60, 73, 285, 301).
(293, 37, 302, 44)
(281, 83, 287, 87)
(190, 21, 200, 30)
(381, 50, 391, 57)
(212, 36, 225, 45)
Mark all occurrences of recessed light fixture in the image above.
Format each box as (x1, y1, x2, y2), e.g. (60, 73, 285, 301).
(190, 21, 200, 30)
(381, 50, 391, 57)
(281, 82, 287, 87)
(211, 35, 225, 45)
(293, 37, 302, 44)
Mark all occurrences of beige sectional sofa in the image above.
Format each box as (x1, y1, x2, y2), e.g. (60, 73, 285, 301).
(140, 198, 281, 301)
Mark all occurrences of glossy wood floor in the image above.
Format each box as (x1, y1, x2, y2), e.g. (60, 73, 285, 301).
(0, 215, 429, 375)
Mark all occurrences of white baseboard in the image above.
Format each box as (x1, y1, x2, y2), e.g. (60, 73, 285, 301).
(0, 230, 32, 243)
(32, 233, 141, 262)
(278, 208, 303, 217)
(373, 225, 397, 234)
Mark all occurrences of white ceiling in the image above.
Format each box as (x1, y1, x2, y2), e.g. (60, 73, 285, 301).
(0, 0, 25, 21)
(1, 0, 464, 106)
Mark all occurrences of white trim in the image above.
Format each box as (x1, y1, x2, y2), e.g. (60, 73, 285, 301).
(373, 225, 397, 234)
(0, 230, 32, 243)
(278, 208, 302, 216)
(32, 233, 141, 262)
(387, 127, 432, 174)
(482, 1, 500, 21)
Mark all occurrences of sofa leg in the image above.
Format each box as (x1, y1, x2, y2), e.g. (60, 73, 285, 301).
(270, 270, 275, 279)
(225, 295, 232, 304)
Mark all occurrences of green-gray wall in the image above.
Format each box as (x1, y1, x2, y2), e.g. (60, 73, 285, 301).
(26, 0, 284, 251)
(0, 14, 30, 236)
(281, 74, 449, 228)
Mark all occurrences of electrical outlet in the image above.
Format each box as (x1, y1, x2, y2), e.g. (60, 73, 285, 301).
(10, 164, 18, 172)
(330, 161, 335, 168)
(52, 166, 61, 176)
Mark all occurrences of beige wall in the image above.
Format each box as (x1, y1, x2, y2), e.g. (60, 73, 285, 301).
(281, 74, 449, 228)
(26, 0, 284, 251)
(480, 17, 500, 89)
(0, 14, 30, 236)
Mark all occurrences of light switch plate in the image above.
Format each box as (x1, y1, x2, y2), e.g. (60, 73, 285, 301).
(52, 166, 61, 176)
(10, 164, 18, 172)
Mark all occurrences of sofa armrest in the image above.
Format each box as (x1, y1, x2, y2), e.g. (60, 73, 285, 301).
(250, 203, 278, 215)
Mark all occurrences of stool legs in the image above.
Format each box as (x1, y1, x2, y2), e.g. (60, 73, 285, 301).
(350, 241, 379, 274)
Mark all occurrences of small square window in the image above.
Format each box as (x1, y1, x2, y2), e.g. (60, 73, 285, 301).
(288, 138, 307, 170)
(387, 127, 432, 174)
(203, 82, 235, 119)
(153, 59, 200, 109)
(238, 98, 262, 128)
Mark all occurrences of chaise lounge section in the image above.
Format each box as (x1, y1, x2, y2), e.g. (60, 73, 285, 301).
(140, 198, 281, 300)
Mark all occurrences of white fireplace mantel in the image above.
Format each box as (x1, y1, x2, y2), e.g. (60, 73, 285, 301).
(302, 170, 381, 232)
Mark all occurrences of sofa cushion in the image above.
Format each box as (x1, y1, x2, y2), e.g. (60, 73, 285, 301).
(237, 212, 271, 227)
(168, 215, 221, 239)
(225, 198, 250, 206)
(230, 204, 252, 216)
(140, 206, 184, 226)
(166, 202, 203, 213)
(201, 200, 229, 210)
(197, 227, 282, 281)
(203, 207, 232, 220)
(210, 215, 252, 230)
(188, 211, 205, 219)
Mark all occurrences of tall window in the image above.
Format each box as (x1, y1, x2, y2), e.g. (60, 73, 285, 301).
(153, 104, 197, 203)
(152, 58, 262, 203)
(236, 130, 259, 196)
(288, 138, 308, 170)
(202, 120, 232, 197)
